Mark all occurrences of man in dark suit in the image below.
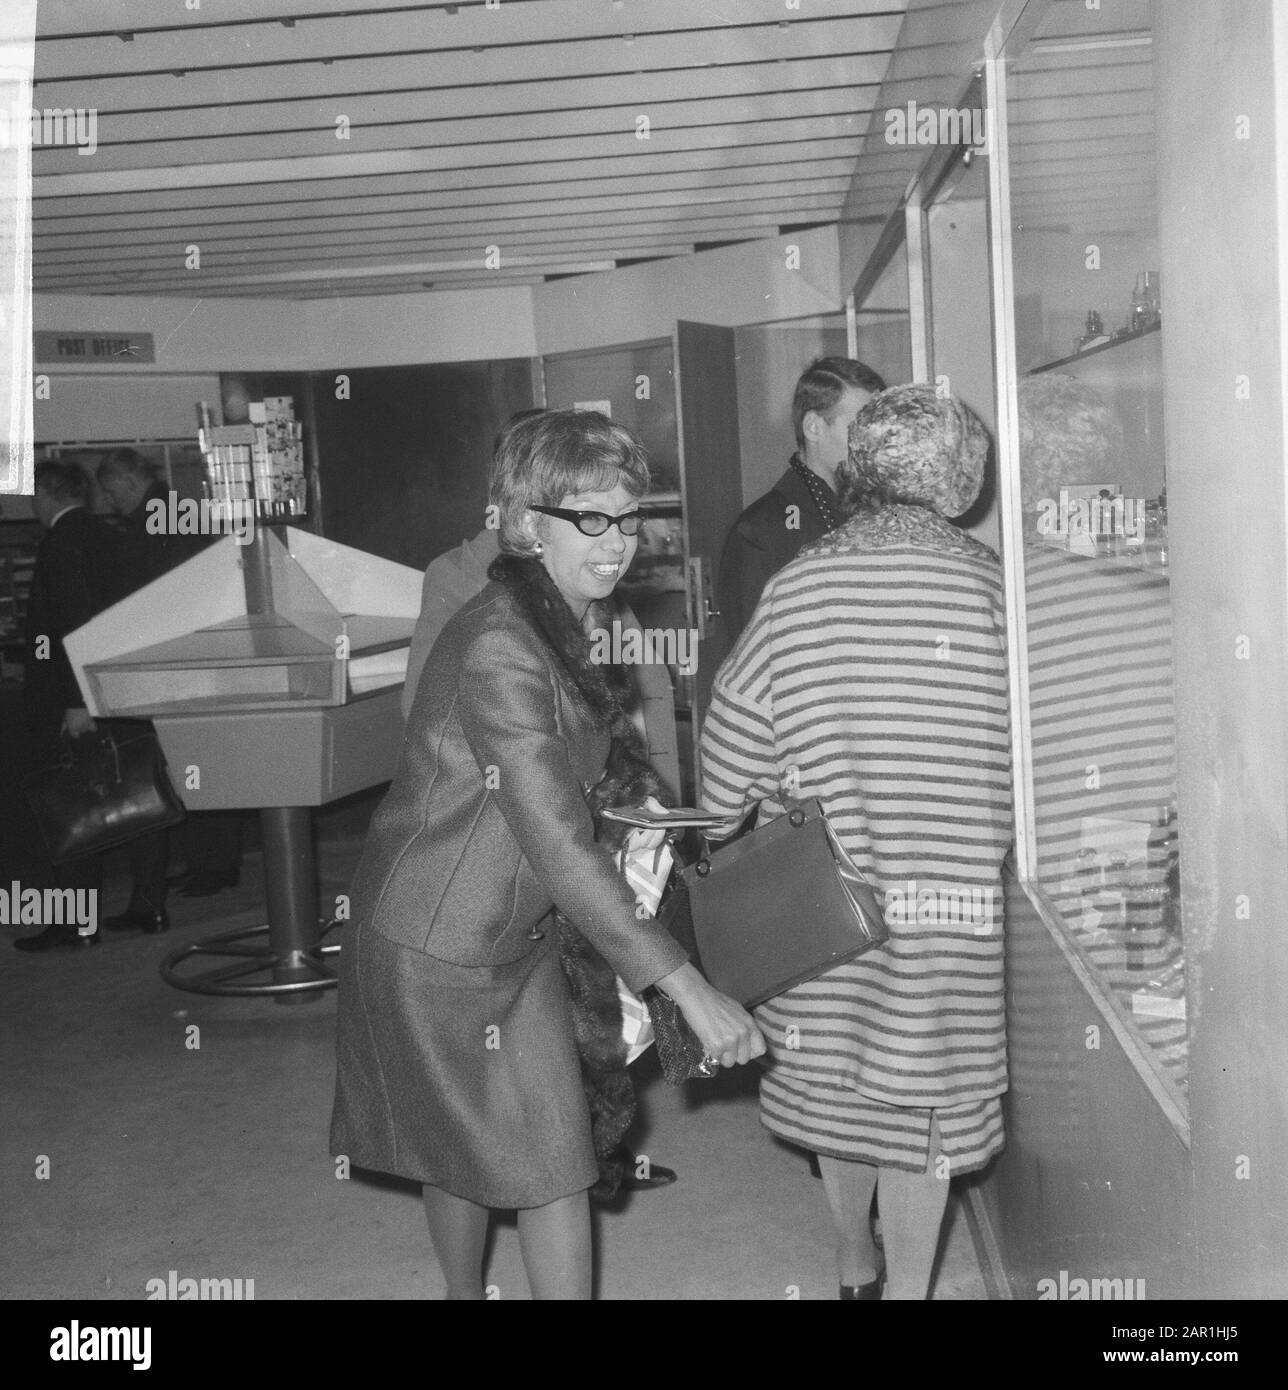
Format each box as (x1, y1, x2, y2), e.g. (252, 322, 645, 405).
(718, 357, 885, 643)
(97, 446, 195, 587)
(15, 462, 129, 951)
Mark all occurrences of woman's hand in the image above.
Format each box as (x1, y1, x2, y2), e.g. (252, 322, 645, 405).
(623, 795, 669, 856)
(654, 962, 767, 1069)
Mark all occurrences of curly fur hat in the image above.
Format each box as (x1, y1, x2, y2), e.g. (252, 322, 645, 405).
(838, 383, 989, 519)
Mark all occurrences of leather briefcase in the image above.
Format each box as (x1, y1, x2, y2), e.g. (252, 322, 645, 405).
(24, 728, 186, 864)
(680, 798, 887, 1008)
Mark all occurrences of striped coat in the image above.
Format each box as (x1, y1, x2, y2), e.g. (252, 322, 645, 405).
(700, 504, 1013, 1173)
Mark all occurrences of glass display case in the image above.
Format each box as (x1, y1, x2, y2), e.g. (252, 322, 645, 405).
(989, 1, 1187, 1103)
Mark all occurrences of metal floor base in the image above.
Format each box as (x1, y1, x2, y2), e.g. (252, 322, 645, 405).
(159, 918, 344, 998)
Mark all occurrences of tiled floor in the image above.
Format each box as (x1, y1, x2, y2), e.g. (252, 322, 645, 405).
(2, 836, 990, 1301)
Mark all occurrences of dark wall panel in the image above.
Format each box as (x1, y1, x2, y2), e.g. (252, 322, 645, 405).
(310, 360, 535, 571)
(985, 873, 1193, 1298)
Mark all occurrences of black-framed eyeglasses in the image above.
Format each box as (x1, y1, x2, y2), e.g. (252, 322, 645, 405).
(529, 505, 644, 537)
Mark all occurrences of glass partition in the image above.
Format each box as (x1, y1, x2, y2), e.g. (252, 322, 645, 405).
(989, 1, 1187, 1107)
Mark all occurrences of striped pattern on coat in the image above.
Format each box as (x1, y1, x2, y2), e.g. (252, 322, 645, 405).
(700, 505, 1013, 1173)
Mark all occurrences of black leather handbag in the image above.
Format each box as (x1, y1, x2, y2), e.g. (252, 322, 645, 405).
(23, 728, 186, 863)
(680, 798, 888, 1008)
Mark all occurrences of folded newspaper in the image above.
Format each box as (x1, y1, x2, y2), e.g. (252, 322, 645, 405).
(602, 805, 747, 833)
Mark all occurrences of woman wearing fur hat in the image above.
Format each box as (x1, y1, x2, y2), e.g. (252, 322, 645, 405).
(331, 409, 764, 1300)
(701, 384, 1012, 1300)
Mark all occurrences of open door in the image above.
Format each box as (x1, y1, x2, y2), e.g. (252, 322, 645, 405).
(673, 320, 744, 789)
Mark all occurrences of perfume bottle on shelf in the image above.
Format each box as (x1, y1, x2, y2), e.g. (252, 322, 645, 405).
(1078, 310, 1106, 351)
(1130, 271, 1161, 332)
(1143, 499, 1168, 568)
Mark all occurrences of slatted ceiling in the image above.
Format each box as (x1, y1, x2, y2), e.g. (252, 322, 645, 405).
(31, 17, 900, 128)
(37, 123, 872, 201)
(38, 150, 865, 223)
(35, 181, 855, 243)
(38, 91, 876, 177)
(28, 0, 1165, 304)
(35, 206, 848, 271)
(34, 190, 848, 251)
(64, 56, 877, 147)
(1023, 0, 1151, 44)
(32, 0, 477, 35)
(32, 0, 909, 299)
(36, 0, 902, 77)
(36, 222, 795, 277)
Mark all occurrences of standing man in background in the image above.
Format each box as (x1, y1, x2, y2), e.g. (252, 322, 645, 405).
(97, 450, 230, 921)
(718, 357, 885, 643)
(97, 447, 191, 588)
(14, 463, 127, 951)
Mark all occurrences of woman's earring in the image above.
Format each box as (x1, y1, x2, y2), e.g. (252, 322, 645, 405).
(533, 541, 543, 555)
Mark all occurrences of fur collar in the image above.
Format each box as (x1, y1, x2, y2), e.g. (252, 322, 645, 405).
(488, 552, 635, 733)
(800, 501, 999, 563)
(487, 552, 664, 828)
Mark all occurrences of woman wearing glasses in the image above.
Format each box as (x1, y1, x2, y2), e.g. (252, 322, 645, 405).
(331, 410, 763, 1299)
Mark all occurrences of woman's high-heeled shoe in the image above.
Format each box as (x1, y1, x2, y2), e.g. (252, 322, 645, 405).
(839, 1271, 885, 1300)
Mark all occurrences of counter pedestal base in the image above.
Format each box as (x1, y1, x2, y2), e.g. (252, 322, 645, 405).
(160, 806, 342, 1002)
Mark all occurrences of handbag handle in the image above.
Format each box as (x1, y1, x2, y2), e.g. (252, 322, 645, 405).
(693, 797, 812, 869)
(59, 730, 122, 787)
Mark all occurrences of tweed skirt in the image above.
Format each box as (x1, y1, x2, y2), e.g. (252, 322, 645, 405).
(330, 920, 599, 1208)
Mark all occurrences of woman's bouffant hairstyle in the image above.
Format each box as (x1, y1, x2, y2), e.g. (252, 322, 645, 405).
(791, 356, 886, 450)
(1016, 372, 1123, 511)
(490, 409, 651, 557)
(837, 384, 990, 519)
